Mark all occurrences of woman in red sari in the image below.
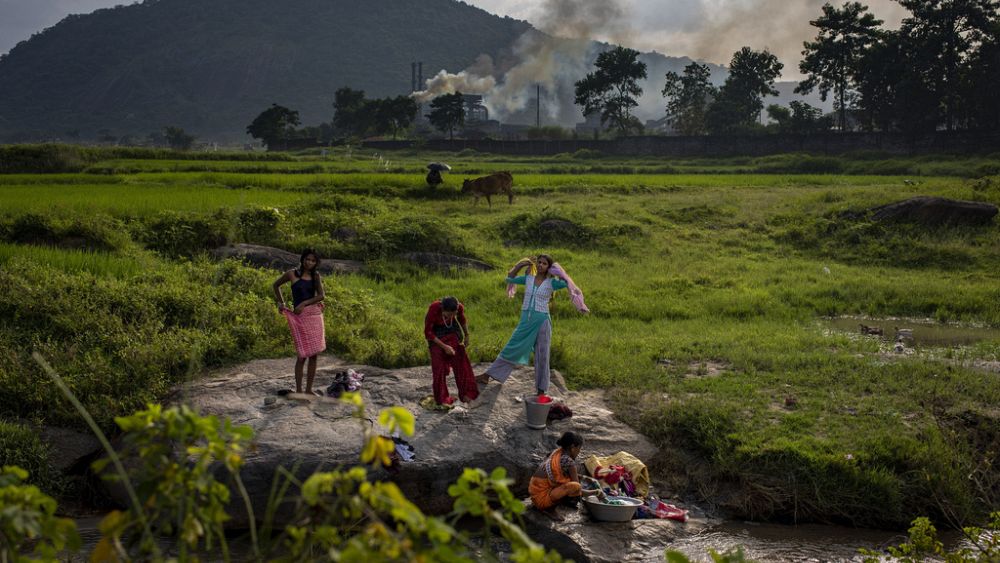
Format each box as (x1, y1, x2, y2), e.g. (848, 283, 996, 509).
(424, 296, 479, 405)
(529, 432, 602, 520)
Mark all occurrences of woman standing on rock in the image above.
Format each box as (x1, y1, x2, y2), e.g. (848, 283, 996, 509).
(476, 254, 568, 399)
(273, 249, 325, 395)
(424, 296, 479, 405)
(529, 431, 602, 520)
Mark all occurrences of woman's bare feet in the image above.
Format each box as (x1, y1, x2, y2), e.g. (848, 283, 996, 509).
(475, 373, 491, 386)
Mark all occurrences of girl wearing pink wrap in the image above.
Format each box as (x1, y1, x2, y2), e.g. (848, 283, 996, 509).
(273, 249, 326, 395)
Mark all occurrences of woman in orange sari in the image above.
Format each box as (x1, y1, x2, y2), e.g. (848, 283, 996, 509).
(528, 432, 602, 520)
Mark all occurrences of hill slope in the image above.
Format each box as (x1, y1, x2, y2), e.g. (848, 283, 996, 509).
(0, 0, 531, 141)
(0, 0, 829, 142)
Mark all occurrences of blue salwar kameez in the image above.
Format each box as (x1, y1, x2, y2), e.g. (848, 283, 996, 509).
(485, 274, 567, 393)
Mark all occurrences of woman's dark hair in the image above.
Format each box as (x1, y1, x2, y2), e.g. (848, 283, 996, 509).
(536, 254, 554, 275)
(556, 431, 583, 449)
(441, 296, 459, 312)
(299, 249, 321, 276)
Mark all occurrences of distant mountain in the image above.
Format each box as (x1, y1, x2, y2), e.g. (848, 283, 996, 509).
(0, 0, 828, 142)
(0, 0, 530, 141)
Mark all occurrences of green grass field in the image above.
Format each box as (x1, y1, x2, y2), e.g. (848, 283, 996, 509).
(1, 145, 998, 529)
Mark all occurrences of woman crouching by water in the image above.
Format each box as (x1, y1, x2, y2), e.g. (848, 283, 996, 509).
(529, 431, 602, 520)
(273, 249, 326, 395)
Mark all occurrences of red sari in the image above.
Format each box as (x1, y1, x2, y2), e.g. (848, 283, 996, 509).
(425, 301, 479, 404)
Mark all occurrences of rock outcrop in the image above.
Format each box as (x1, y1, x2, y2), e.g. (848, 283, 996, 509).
(857, 197, 998, 227)
(174, 356, 658, 528)
(399, 252, 494, 272)
(210, 244, 364, 274)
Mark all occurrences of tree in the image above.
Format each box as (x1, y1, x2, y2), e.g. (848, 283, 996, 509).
(246, 103, 300, 148)
(706, 47, 784, 134)
(371, 96, 419, 139)
(332, 87, 368, 137)
(574, 46, 648, 134)
(961, 20, 1000, 129)
(797, 2, 883, 131)
(767, 101, 834, 133)
(661, 62, 717, 135)
(163, 126, 195, 150)
(426, 92, 465, 140)
(897, 0, 1000, 130)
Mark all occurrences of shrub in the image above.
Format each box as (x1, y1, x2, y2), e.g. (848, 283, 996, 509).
(141, 211, 229, 257)
(237, 206, 282, 243)
(4, 213, 130, 251)
(753, 154, 844, 174)
(572, 148, 603, 160)
(0, 144, 87, 173)
(500, 209, 599, 247)
(0, 421, 63, 494)
(0, 467, 80, 561)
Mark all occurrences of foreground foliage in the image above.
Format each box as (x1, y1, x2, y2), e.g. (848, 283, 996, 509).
(3, 358, 563, 562)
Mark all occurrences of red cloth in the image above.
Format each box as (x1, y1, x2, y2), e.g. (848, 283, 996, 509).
(429, 332, 479, 404)
(424, 300, 467, 342)
(282, 303, 326, 358)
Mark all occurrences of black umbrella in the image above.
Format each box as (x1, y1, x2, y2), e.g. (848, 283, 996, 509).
(427, 162, 452, 172)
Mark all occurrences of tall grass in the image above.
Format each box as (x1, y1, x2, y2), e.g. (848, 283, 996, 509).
(0, 243, 144, 277)
(1, 152, 998, 528)
(0, 183, 303, 216)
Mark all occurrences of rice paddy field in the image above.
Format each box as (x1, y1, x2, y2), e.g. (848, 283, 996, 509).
(1, 144, 999, 530)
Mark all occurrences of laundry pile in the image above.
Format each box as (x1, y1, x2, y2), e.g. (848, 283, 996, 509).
(582, 451, 688, 522)
(326, 369, 364, 398)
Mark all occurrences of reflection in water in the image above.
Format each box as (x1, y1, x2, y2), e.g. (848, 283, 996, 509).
(667, 521, 907, 563)
(823, 317, 1000, 348)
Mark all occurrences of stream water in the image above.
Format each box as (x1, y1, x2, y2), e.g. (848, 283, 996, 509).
(666, 521, 911, 562)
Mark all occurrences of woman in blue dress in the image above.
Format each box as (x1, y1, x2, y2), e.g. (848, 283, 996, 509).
(477, 254, 567, 398)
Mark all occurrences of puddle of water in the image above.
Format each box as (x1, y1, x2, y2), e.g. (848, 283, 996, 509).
(823, 317, 1000, 348)
(668, 521, 905, 562)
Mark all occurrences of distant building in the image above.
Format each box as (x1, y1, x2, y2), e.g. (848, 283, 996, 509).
(644, 114, 678, 135)
(463, 95, 489, 123)
(574, 111, 606, 136)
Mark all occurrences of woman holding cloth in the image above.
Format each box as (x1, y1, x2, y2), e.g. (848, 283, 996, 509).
(477, 253, 585, 399)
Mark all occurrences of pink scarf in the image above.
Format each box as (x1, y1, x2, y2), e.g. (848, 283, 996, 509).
(549, 263, 589, 314)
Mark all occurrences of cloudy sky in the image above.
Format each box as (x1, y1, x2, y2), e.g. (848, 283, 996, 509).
(0, 0, 908, 75)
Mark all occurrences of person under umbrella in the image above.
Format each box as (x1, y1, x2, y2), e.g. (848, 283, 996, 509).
(426, 162, 451, 187)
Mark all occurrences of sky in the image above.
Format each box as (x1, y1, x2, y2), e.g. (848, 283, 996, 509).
(0, 0, 909, 76)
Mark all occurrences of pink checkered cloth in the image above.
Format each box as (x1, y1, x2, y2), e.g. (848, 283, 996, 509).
(282, 303, 326, 358)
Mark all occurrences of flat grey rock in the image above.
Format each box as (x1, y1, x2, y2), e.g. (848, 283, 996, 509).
(173, 356, 657, 527)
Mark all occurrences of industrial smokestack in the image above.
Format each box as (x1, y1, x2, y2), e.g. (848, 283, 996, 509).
(418, 62, 423, 91)
(411, 62, 417, 92)
(536, 84, 541, 128)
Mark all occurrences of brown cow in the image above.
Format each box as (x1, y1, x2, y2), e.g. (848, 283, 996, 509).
(461, 172, 514, 207)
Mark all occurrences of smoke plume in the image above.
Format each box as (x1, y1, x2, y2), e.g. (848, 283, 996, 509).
(412, 0, 630, 124)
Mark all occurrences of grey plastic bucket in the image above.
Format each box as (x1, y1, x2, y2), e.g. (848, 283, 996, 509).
(524, 396, 551, 429)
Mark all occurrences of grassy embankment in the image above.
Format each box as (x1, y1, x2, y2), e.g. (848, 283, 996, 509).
(1, 145, 998, 529)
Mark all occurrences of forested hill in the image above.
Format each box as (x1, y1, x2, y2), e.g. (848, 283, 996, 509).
(0, 0, 532, 141)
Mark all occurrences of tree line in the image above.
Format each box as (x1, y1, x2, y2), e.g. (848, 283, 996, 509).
(248, 0, 999, 146)
(581, 0, 1000, 135)
(246, 89, 471, 148)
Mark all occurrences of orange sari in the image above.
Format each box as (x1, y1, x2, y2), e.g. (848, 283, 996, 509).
(528, 448, 582, 510)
